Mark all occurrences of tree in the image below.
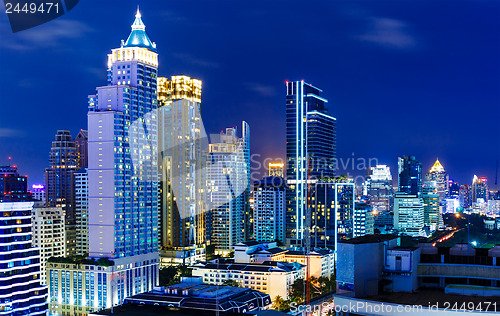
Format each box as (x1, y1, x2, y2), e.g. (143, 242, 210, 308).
(222, 279, 240, 287)
(272, 295, 290, 311)
(159, 265, 192, 286)
(289, 278, 304, 303)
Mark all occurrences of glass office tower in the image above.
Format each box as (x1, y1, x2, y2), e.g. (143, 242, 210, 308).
(398, 156, 423, 197)
(285, 80, 336, 242)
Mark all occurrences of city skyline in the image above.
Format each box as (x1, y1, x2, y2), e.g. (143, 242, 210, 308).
(1, 0, 499, 186)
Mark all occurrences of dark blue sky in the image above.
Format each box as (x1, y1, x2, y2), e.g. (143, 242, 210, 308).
(0, 0, 499, 187)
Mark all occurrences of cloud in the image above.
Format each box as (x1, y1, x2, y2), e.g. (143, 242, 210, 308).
(0, 18, 93, 51)
(358, 17, 417, 50)
(0, 128, 24, 138)
(244, 83, 277, 97)
(173, 53, 220, 68)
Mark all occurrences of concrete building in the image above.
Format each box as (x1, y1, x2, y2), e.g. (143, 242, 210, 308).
(336, 235, 400, 297)
(159, 247, 206, 267)
(31, 184, 46, 204)
(123, 277, 271, 313)
(233, 241, 335, 279)
(31, 206, 66, 285)
(191, 258, 304, 300)
(393, 193, 424, 237)
(268, 162, 284, 177)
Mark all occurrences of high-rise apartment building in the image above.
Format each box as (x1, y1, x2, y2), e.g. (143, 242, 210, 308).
(206, 124, 250, 254)
(31, 206, 66, 285)
(398, 156, 422, 196)
(0, 201, 48, 315)
(48, 9, 159, 313)
(157, 75, 206, 250)
(285, 80, 336, 242)
(366, 165, 394, 228)
(253, 176, 287, 243)
(75, 129, 89, 169)
(74, 167, 88, 256)
(393, 193, 424, 237)
(45, 130, 79, 256)
(268, 162, 284, 177)
(422, 181, 440, 231)
(425, 158, 449, 201)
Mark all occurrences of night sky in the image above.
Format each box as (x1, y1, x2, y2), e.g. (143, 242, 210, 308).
(0, 0, 499, 187)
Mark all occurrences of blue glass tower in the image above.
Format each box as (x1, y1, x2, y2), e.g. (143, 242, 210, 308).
(87, 9, 158, 259)
(285, 80, 336, 242)
(398, 156, 423, 197)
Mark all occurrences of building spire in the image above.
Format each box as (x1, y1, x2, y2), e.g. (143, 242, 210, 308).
(122, 7, 157, 52)
(429, 158, 445, 173)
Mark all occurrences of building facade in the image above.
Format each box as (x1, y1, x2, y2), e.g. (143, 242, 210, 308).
(422, 181, 440, 231)
(353, 202, 375, 238)
(206, 124, 250, 254)
(425, 159, 449, 201)
(48, 9, 160, 313)
(157, 75, 206, 250)
(253, 176, 287, 243)
(74, 168, 88, 256)
(0, 202, 48, 315)
(0, 165, 31, 202)
(398, 156, 422, 197)
(285, 81, 336, 242)
(393, 193, 424, 237)
(75, 130, 89, 169)
(45, 130, 79, 256)
(31, 206, 66, 285)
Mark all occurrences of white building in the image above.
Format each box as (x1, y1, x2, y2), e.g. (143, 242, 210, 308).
(74, 168, 88, 256)
(31, 206, 66, 285)
(393, 193, 424, 237)
(487, 199, 500, 215)
(31, 184, 46, 204)
(191, 258, 304, 300)
(446, 198, 460, 213)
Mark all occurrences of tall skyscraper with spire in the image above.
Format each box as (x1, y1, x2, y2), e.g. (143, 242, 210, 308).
(425, 158, 449, 201)
(285, 80, 336, 243)
(48, 9, 159, 313)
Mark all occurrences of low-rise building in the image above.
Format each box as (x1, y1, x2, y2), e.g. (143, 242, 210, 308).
(123, 277, 271, 313)
(46, 253, 159, 316)
(190, 258, 304, 300)
(31, 206, 66, 285)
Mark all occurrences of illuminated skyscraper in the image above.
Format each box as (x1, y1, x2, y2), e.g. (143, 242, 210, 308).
(285, 80, 336, 242)
(393, 193, 424, 237)
(366, 165, 394, 228)
(422, 181, 440, 231)
(425, 158, 449, 201)
(253, 176, 286, 243)
(0, 165, 31, 202)
(472, 175, 489, 202)
(74, 167, 88, 256)
(75, 129, 89, 169)
(157, 75, 206, 250)
(0, 201, 48, 315)
(398, 156, 422, 197)
(268, 162, 284, 177)
(48, 9, 159, 313)
(206, 124, 250, 254)
(45, 130, 79, 256)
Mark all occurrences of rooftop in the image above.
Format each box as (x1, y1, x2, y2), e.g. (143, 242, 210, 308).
(340, 234, 399, 244)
